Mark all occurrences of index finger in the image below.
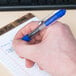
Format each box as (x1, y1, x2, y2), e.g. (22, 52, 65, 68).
(14, 21, 39, 40)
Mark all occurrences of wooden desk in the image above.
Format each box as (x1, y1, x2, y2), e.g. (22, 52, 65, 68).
(0, 10, 76, 76)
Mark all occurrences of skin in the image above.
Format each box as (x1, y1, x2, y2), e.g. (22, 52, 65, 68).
(13, 21, 76, 76)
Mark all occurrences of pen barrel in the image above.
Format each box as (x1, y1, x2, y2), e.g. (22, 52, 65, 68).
(22, 9, 66, 42)
(22, 21, 45, 42)
(44, 9, 66, 26)
(28, 22, 45, 37)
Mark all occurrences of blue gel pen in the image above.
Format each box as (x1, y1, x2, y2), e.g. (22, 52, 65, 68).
(22, 9, 66, 42)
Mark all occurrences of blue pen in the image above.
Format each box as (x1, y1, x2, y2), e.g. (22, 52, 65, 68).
(22, 9, 66, 42)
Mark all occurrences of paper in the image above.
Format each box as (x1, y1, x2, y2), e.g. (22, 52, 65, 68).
(0, 16, 50, 76)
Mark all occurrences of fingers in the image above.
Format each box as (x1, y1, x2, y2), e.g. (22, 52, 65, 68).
(14, 21, 40, 40)
(13, 21, 44, 44)
(25, 59, 35, 68)
(25, 59, 43, 70)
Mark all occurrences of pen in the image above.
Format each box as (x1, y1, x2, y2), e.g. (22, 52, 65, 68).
(22, 9, 66, 42)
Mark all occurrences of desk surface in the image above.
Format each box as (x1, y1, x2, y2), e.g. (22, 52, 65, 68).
(0, 10, 76, 76)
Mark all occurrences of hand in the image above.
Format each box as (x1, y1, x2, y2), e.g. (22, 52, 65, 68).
(13, 21, 76, 76)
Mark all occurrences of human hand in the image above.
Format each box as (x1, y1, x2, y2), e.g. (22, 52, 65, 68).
(13, 21, 76, 76)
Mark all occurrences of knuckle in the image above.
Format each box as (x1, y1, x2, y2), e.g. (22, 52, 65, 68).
(55, 22, 70, 34)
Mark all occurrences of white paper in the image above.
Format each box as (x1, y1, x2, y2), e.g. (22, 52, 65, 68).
(0, 17, 50, 76)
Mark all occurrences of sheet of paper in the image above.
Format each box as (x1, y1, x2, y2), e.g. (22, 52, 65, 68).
(0, 17, 50, 76)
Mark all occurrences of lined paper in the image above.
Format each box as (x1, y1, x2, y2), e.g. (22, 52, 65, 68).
(0, 17, 50, 76)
